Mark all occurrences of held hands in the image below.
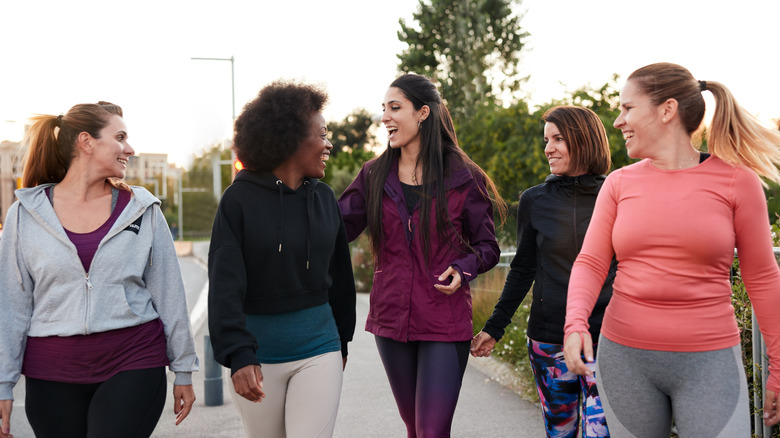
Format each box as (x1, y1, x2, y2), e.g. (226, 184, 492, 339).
(173, 384, 195, 426)
(232, 364, 265, 403)
(434, 266, 462, 295)
(470, 331, 497, 357)
(563, 331, 595, 377)
(0, 399, 12, 438)
(765, 390, 780, 426)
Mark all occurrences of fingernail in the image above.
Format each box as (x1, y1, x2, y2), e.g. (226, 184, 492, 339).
(765, 412, 770, 418)
(587, 356, 594, 362)
(438, 276, 444, 281)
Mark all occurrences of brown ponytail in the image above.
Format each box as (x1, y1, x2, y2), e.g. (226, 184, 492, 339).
(22, 101, 129, 189)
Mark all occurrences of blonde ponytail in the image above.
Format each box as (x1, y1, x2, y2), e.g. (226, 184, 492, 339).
(706, 81, 780, 184)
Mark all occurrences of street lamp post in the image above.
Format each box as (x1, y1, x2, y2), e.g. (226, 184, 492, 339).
(188, 57, 236, 407)
(191, 56, 238, 199)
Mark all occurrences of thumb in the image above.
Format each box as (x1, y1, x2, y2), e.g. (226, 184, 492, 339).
(438, 266, 455, 281)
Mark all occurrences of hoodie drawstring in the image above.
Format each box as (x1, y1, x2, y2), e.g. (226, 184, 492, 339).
(304, 180, 311, 270)
(276, 179, 312, 269)
(276, 180, 284, 253)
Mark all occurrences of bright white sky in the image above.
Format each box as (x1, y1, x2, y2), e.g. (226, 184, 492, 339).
(1, 0, 778, 167)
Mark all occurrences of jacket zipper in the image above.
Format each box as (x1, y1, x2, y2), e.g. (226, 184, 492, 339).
(573, 177, 580, 254)
(84, 272, 93, 334)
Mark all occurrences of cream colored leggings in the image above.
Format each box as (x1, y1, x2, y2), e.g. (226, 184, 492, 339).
(230, 351, 343, 438)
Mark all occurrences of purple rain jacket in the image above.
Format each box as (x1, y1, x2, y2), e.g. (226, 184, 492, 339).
(338, 157, 500, 343)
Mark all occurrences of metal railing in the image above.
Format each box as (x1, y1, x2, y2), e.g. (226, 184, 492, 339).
(494, 247, 780, 436)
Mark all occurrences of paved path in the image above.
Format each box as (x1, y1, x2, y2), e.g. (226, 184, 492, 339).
(9, 242, 544, 437)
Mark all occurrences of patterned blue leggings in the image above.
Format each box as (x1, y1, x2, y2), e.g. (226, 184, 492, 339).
(528, 338, 610, 438)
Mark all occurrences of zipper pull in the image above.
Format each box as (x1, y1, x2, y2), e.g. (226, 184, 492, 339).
(85, 273, 93, 291)
(408, 218, 412, 232)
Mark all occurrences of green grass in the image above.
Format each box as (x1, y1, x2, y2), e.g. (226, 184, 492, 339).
(470, 265, 538, 402)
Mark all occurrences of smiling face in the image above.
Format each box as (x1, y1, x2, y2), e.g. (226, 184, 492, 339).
(292, 112, 332, 179)
(543, 122, 578, 176)
(614, 79, 663, 159)
(381, 86, 427, 151)
(90, 115, 134, 178)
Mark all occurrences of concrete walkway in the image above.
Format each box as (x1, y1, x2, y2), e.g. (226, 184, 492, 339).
(9, 242, 544, 437)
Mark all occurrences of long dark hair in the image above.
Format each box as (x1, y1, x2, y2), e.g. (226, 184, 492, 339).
(366, 74, 506, 262)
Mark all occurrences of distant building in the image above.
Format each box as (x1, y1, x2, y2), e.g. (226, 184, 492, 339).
(125, 153, 179, 200)
(0, 141, 24, 224)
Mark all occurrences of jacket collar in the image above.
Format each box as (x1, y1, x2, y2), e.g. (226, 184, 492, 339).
(544, 173, 605, 189)
(386, 156, 474, 196)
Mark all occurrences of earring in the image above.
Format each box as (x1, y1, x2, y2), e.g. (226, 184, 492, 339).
(418, 120, 421, 128)
(662, 118, 667, 123)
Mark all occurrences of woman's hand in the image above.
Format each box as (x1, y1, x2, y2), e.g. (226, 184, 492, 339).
(232, 364, 265, 403)
(0, 399, 12, 438)
(434, 266, 462, 295)
(764, 390, 780, 426)
(470, 331, 497, 357)
(563, 331, 594, 376)
(172, 384, 195, 425)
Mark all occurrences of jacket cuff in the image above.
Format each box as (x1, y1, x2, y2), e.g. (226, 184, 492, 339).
(173, 372, 193, 386)
(451, 264, 470, 285)
(229, 348, 260, 376)
(341, 340, 349, 358)
(482, 323, 504, 343)
(0, 383, 13, 401)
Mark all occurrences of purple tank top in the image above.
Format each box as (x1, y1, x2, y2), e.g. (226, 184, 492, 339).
(61, 188, 131, 272)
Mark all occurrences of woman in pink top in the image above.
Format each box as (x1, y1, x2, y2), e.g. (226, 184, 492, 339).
(563, 62, 780, 436)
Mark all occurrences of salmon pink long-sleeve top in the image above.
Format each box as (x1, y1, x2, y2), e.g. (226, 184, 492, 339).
(564, 156, 780, 391)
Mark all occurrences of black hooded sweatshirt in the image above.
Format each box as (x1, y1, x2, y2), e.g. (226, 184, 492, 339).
(208, 170, 356, 374)
(483, 173, 616, 345)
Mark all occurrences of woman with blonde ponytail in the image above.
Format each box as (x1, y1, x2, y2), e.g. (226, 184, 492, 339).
(562, 62, 780, 436)
(0, 102, 198, 438)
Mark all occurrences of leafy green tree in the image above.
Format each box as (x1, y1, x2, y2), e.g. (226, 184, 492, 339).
(327, 108, 378, 158)
(178, 144, 229, 238)
(458, 101, 545, 203)
(397, 0, 528, 123)
(558, 76, 636, 172)
(322, 109, 378, 195)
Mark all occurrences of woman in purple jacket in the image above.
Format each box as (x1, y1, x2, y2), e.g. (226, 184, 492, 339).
(339, 74, 505, 437)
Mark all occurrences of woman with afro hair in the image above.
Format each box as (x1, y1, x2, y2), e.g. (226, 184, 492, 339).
(208, 80, 356, 438)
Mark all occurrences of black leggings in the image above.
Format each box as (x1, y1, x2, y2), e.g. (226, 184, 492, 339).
(25, 367, 167, 438)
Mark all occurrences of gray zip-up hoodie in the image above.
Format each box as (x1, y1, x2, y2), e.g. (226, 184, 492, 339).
(0, 184, 198, 400)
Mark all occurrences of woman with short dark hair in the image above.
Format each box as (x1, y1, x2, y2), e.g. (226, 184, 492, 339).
(472, 105, 614, 437)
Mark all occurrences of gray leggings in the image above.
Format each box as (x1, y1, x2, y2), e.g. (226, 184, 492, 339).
(594, 336, 749, 437)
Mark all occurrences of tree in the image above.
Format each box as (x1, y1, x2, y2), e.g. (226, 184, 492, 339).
(555, 76, 636, 172)
(397, 0, 528, 123)
(178, 144, 230, 239)
(322, 109, 379, 195)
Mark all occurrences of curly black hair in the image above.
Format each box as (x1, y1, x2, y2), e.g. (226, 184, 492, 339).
(233, 80, 328, 172)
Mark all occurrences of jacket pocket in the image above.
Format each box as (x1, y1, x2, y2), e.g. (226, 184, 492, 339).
(368, 270, 399, 328)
